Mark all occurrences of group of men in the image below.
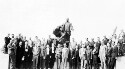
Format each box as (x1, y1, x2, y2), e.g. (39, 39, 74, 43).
(3, 32, 125, 69)
(2, 18, 125, 69)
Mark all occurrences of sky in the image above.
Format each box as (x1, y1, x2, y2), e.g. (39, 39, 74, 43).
(0, 0, 125, 47)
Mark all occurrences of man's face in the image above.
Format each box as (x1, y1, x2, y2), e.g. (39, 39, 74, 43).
(8, 34, 10, 37)
(97, 37, 100, 41)
(82, 44, 85, 48)
(86, 38, 88, 41)
(12, 34, 14, 38)
(92, 39, 94, 41)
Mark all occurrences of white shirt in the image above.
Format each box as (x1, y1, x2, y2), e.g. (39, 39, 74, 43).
(47, 47, 49, 55)
(52, 46, 54, 53)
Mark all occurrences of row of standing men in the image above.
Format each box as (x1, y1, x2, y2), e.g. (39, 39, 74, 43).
(4, 34, 125, 69)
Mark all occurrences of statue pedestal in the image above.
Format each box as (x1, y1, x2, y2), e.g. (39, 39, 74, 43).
(0, 52, 9, 69)
(116, 56, 125, 69)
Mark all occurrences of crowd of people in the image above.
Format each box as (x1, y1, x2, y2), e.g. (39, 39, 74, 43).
(2, 32, 125, 69)
(2, 18, 125, 69)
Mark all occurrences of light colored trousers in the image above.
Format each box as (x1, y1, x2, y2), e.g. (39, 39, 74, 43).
(62, 57, 68, 69)
(100, 57, 106, 69)
(81, 59, 87, 69)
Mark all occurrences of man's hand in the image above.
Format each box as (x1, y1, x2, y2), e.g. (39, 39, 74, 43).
(22, 56, 24, 61)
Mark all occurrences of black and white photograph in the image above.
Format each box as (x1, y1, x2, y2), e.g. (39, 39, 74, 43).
(0, 0, 125, 69)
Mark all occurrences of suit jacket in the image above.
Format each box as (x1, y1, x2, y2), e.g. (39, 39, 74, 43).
(96, 41, 101, 55)
(16, 44, 24, 61)
(4, 37, 11, 45)
(79, 48, 86, 60)
(62, 47, 69, 59)
(7, 42, 16, 55)
(86, 49, 92, 60)
(74, 49, 79, 60)
(32, 46, 41, 56)
(23, 46, 30, 61)
(40, 46, 45, 57)
(106, 47, 112, 57)
(99, 45, 107, 59)
(55, 47, 62, 58)
(111, 46, 118, 58)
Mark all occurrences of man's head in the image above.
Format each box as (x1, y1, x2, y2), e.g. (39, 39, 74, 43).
(114, 34, 117, 39)
(7, 33, 10, 37)
(82, 44, 85, 48)
(86, 38, 88, 41)
(25, 40, 28, 46)
(19, 33, 21, 38)
(49, 35, 51, 39)
(29, 37, 32, 40)
(112, 41, 115, 46)
(35, 36, 38, 39)
(12, 34, 14, 38)
(66, 18, 69, 23)
(107, 43, 110, 47)
(103, 36, 106, 39)
(91, 38, 94, 41)
(58, 44, 61, 48)
(97, 37, 100, 41)
(64, 43, 67, 48)
(23, 36, 26, 41)
(72, 38, 74, 42)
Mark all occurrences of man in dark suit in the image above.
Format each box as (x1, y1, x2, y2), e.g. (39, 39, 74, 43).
(68, 43, 74, 69)
(4, 34, 11, 54)
(86, 45, 93, 69)
(15, 41, 24, 69)
(103, 36, 109, 45)
(73, 45, 79, 69)
(45, 45, 51, 69)
(50, 43, 56, 69)
(85, 38, 90, 48)
(89, 38, 95, 50)
(92, 43, 99, 69)
(96, 37, 101, 64)
(106, 43, 112, 69)
(23, 41, 30, 69)
(110, 42, 118, 69)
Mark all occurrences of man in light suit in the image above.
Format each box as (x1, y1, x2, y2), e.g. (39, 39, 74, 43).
(99, 41, 107, 69)
(32, 36, 41, 69)
(55, 44, 62, 69)
(62, 43, 69, 69)
(79, 44, 86, 69)
(8, 39, 16, 69)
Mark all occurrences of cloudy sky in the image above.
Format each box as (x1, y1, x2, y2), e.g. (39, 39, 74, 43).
(0, 0, 125, 47)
